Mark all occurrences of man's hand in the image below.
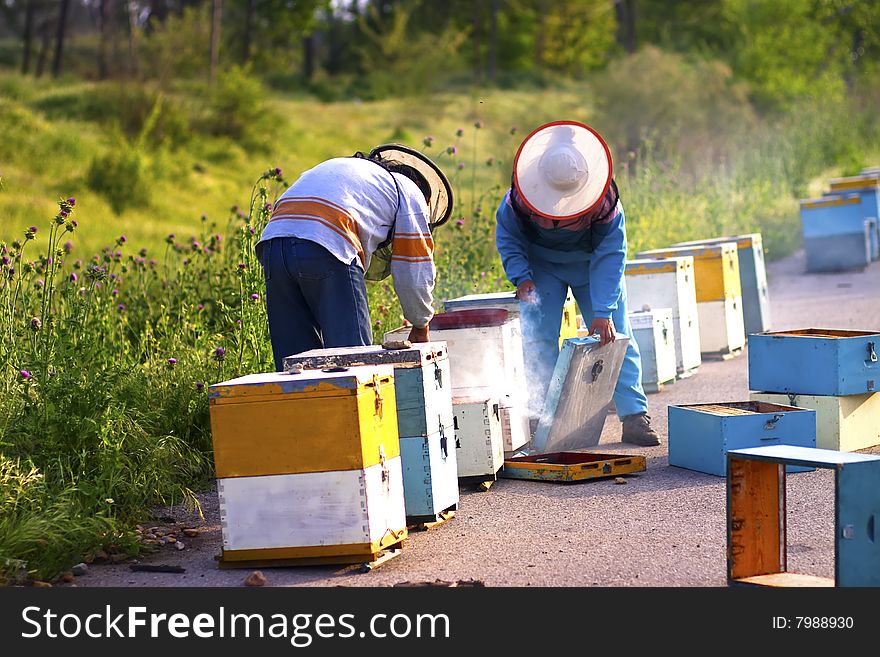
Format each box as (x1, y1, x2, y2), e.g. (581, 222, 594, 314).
(590, 317, 616, 345)
(516, 279, 537, 303)
(408, 325, 430, 343)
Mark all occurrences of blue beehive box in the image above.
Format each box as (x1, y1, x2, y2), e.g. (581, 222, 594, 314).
(668, 401, 816, 476)
(674, 233, 772, 336)
(800, 195, 871, 272)
(824, 178, 880, 261)
(748, 328, 880, 396)
(283, 343, 458, 524)
(728, 445, 880, 587)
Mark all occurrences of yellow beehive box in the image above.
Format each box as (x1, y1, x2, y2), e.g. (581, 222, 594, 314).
(209, 366, 399, 478)
(637, 243, 741, 302)
(560, 291, 579, 348)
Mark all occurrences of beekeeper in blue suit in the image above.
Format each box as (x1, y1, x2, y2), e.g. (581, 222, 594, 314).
(495, 120, 659, 446)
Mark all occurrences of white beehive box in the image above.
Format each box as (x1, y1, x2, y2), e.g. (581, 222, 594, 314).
(499, 396, 530, 453)
(384, 312, 527, 407)
(629, 308, 677, 393)
(451, 388, 505, 480)
(624, 257, 701, 375)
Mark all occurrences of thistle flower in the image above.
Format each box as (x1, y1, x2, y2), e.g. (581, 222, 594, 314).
(196, 382, 205, 392)
(213, 347, 226, 362)
(238, 263, 247, 270)
(183, 258, 190, 266)
(30, 317, 42, 330)
(197, 303, 204, 310)
(166, 233, 175, 244)
(455, 128, 464, 137)
(457, 162, 465, 170)
(70, 272, 77, 283)
(486, 157, 494, 167)
(274, 167, 282, 178)
(447, 145, 457, 156)
(167, 357, 177, 367)
(456, 219, 464, 227)
(20, 370, 30, 380)
(250, 293, 259, 300)
(66, 197, 76, 206)
(117, 303, 125, 312)
(118, 235, 127, 244)
(474, 120, 482, 129)
(63, 241, 73, 253)
(510, 127, 517, 135)
(423, 135, 434, 148)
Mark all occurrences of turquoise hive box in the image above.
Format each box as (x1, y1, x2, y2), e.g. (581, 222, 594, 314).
(284, 343, 458, 524)
(668, 401, 816, 476)
(748, 329, 880, 396)
(799, 195, 871, 272)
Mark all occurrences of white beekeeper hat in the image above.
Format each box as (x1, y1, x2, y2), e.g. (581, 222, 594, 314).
(513, 120, 613, 220)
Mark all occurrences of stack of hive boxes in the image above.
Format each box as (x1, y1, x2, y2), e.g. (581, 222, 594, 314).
(749, 329, 880, 452)
(385, 309, 520, 481)
(624, 256, 701, 379)
(282, 344, 458, 526)
(208, 367, 407, 567)
(823, 173, 880, 262)
(674, 233, 772, 336)
(637, 243, 745, 358)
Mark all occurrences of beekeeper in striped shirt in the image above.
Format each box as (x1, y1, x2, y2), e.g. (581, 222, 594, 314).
(495, 121, 659, 446)
(256, 145, 452, 370)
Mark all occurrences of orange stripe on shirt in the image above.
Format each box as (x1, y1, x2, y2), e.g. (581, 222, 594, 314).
(392, 234, 434, 258)
(270, 198, 365, 265)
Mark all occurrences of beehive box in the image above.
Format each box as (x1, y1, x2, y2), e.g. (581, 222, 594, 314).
(629, 308, 677, 393)
(821, 185, 879, 260)
(209, 366, 407, 565)
(800, 195, 871, 272)
(667, 401, 816, 476)
(501, 452, 646, 483)
(636, 244, 745, 356)
(499, 394, 530, 453)
(674, 233, 772, 335)
(451, 388, 505, 480)
(624, 257, 701, 376)
(869, 217, 880, 261)
(748, 329, 880, 396)
(532, 336, 630, 453)
(282, 343, 457, 523)
(750, 392, 880, 452)
(444, 289, 578, 348)
(384, 309, 527, 406)
(728, 445, 880, 587)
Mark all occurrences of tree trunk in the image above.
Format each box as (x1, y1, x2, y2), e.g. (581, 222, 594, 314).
(128, 0, 140, 76)
(210, 0, 222, 84)
(22, 0, 36, 75)
(36, 18, 52, 78)
(534, 0, 546, 69)
(98, 0, 110, 79)
(302, 34, 316, 82)
(472, 0, 483, 86)
(615, 0, 637, 54)
(242, 0, 255, 64)
(52, 0, 71, 78)
(487, 0, 500, 83)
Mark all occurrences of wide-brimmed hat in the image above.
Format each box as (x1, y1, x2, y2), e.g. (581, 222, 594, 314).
(368, 144, 453, 229)
(513, 121, 612, 220)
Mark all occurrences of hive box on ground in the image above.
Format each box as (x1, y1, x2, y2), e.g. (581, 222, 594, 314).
(636, 244, 745, 357)
(800, 195, 871, 272)
(282, 343, 457, 524)
(443, 289, 578, 348)
(668, 401, 816, 477)
(750, 391, 880, 452)
(828, 175, 880, 258)
(451, 388, 505, 481)
(748, 328, 880, 396)
(629, 308, 677, 393)
(384, 309, 527, 407)
(674, 233, 772, 335)
(500, 451, 646, 483)
(625, 257, 701, 376)
(532, 336, 630, 453)
(209, 366, 407, 565)
(498, 395, 530, 453)
(727, 445, 880, 587)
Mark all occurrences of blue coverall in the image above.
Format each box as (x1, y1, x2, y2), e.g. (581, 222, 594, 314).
(495, 191, 649, 419)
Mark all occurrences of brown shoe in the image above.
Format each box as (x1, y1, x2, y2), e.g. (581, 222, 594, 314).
(621, 413, 661, 446)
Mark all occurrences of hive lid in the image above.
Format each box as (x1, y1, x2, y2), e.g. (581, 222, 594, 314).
(755, 328, 880, 339)
(625, 257, 691, 275)
(532, 335, 629, 453)
(800, 194, 860, 208)
(828, 174, 880, 192)
(637, 243, 736, 260)
(444, 291, 519, 313)
(283, 342, 447, 371)
(674, 233, 761, 249)
(429, 308, 510, 330)
(209, 365, 394, 401)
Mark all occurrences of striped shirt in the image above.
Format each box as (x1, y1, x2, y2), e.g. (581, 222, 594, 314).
(257, 157, 435, 328)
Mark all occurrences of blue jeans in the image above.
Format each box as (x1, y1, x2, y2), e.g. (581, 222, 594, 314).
(519, 256, 648, 420)
(256, 237, 372, 371)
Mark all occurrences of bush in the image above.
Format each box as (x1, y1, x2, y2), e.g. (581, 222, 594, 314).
(201, 66, 272, 147)
(87, 140, 151, 215)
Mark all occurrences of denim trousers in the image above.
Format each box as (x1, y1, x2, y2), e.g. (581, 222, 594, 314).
(519, 255, 649, 420)
(256, 237, 372, 371)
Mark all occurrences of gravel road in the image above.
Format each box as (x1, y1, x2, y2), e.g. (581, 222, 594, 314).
(74, 249, 880, 587)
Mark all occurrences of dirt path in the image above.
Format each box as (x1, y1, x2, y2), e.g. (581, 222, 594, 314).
(74, 249, 880, 587)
